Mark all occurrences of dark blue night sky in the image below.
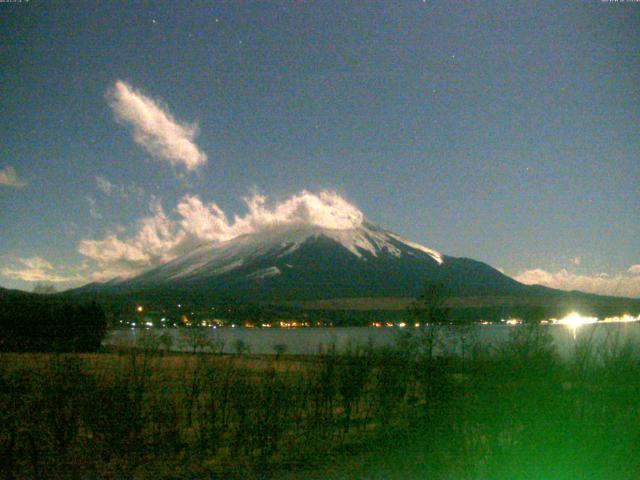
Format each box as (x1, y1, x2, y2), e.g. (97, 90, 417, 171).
(1, 1, 639, 296)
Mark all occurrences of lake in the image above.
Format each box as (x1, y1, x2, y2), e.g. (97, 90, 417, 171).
(104, 320, 640, 358)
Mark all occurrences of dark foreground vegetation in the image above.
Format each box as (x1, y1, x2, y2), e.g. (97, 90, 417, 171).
(0, 289, 106, 352)
(1, 325, 640, 479)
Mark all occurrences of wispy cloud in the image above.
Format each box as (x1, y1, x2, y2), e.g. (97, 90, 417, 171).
(514, 268, 640, 298)
(86, 196, 102, 219)
(629, 265, 640, 275)
(96, 175, 144, 200)
(78, 190, 364, 280)
(1, 257, 83, 283)
(0, 166, 27, 188)
(63, 221, 78, 237)
(107, 80, 207, 171)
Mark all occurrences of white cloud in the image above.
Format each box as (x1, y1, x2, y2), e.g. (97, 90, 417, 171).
(569, 256, 581, 266)
(107, 80, 207, 171)
(176, 190, 364, 243)
(628, 265, 640, 275)
(1, 257, 83, 283)
(514, 268, 640, 298)
(78, 198, 182, 280)
(96, 175, 144, 200)
(78, 190, 364, 280)
(0, 166, 27, 188)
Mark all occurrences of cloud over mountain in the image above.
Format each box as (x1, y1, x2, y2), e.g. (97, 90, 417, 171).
(515, 268, 640, 298)
(107, 80, 207, 171)
(0, 257, 82, 283)
(78, 190, 364, 280)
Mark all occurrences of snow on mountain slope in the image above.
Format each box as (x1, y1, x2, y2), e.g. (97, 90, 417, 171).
(73, 217, 541, 304)
(132, 222, 443, 284)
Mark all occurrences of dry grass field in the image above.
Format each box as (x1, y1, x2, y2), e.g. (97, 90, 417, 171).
(2, 326, 640, 479)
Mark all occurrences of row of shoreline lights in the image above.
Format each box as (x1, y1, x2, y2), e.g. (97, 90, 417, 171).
(133, 305, 638, 329)
(506, 311, 640, 341)
(504, 312, 639, 326)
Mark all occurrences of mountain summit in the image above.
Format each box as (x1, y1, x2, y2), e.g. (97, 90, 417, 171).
(86, 221, 526, 301)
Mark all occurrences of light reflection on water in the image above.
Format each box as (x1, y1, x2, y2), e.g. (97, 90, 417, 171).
(104, 319, 640, 357)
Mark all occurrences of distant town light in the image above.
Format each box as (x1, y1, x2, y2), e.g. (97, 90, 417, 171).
(601, 313, 640, 323)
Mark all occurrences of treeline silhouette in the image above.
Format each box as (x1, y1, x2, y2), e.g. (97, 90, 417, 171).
(0, 289, 106, 352)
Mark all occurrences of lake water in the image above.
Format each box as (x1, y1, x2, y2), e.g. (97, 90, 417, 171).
(104, 321, 640, 358)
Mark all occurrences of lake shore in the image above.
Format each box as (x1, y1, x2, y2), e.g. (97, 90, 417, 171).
(104, 320, 640, 357)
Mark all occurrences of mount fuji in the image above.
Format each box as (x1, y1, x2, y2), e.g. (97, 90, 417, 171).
(72, 221, 639, 320)
(78, 221, 526, 298)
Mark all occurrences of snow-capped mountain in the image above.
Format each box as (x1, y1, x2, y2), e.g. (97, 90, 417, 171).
(134, 222, 442, 283)
(69, 220, 640, 321)
(84, 221, 528, 302)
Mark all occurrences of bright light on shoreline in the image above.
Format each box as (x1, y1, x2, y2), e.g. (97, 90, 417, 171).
(555, 312, 598, 327)
(554, 312, 598, 341)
